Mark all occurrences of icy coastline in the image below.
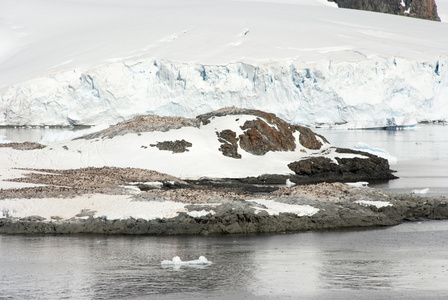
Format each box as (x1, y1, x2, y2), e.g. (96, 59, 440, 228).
(1, 57, 447, 127)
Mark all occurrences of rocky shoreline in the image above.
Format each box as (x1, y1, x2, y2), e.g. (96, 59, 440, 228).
(1, 109, 445, 236)
(1, 182, 447, 235)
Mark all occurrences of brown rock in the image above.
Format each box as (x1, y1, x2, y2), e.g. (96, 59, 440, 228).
(292, 125, 328, 150)
(331, 0, 440, 21)
(217, 130, 241, 159)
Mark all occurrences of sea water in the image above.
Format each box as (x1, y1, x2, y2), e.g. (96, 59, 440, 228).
(1, 220, 448, 299)
(314, 124, 448, 197)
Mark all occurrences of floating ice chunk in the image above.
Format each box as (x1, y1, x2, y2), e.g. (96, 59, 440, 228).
(161, 256, 212, 266)
(411, 188, 429, 195)
(354, 142, 398, 165)
(355, 200, 392, 209)
(346, 181, 369, 187)
(285, 179, 296, 187)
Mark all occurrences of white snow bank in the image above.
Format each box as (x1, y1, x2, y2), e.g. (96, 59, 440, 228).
(411, 188, 430, 194)
(354, 142, 398, 165)
(161, 256, 212, 266)
(346, 182, 369, 187)
(355, 200, 392, 209)
(438, 0, 448, 22)
(0, 169, 47, 189)
(0, 195, 214, 221)
(249, 199, 319, 216)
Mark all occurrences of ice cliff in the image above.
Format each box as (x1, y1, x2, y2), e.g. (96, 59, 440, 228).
(1, 57, 446, 127)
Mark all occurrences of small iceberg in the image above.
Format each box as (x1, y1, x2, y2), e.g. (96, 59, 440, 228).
(411, 188, 429, 195)
(285, 179, 296, 187)
(161, 256, 212, 268)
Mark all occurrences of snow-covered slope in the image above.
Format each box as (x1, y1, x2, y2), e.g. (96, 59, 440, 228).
(1, 109, 373, 181)
(1, 0, 447, 126)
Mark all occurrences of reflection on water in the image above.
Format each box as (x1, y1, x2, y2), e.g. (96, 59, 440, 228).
(2, 221, 448, 299)
(314, 124, 448, 197)
(321, 257, 396, 290)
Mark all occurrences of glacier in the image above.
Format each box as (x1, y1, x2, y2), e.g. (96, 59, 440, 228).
(1, 57, 446, 126)
(1, 0, 448, 127)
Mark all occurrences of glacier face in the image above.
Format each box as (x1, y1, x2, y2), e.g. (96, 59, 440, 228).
(0, 57, 446, 126)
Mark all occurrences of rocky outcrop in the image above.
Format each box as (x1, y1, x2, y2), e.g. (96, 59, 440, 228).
(1, 167, 188, 198)
(288, 147, 397, 182)
(198, 107, 311, 156)
(150, 139, 192, 153)
(292, 125, 329, 150)
(330, 0, 440, 21)
(406, 0, 440, 21)
(0, 142, 46, 150)
(78, 115, 200, 139)
(239, 117, 296, 155)
(1, 183, 447, 235)
(217, 130, 241, 159)
(332, 0, 401, 14)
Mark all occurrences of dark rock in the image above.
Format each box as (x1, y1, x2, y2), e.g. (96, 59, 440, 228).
(217, 129, 241, 159)
(288, 157, 338, 176)
(332, 0, 401, 14)
(292, 125, 329, 150)
(405, 0, 440, 21)
(288, 147, 397, 182)
(331, 0, 440, 21)
(150, 139, 192, 153)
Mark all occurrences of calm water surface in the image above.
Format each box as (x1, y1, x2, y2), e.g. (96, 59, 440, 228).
(1, 220, 448, 299)
(315, 124, 448, 197)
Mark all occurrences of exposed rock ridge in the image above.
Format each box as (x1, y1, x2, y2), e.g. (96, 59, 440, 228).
(2, 167, 187, 198)
(78, 115, 200, 139)
(198, 107, 301, 156)
(330, 0, 440, 21)
(288, 147, 397, 182)
(1, 183, 448, 235)
(0, 142, 46, 150)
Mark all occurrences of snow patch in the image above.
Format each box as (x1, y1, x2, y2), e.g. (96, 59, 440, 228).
(355, 200, 392, 209)
(249, 199, 319, 216)
(0, 195, 214, 221)
(354, 142, 398, 165)
(411, 188, 429, 195)
(346, 181, 369, 187)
